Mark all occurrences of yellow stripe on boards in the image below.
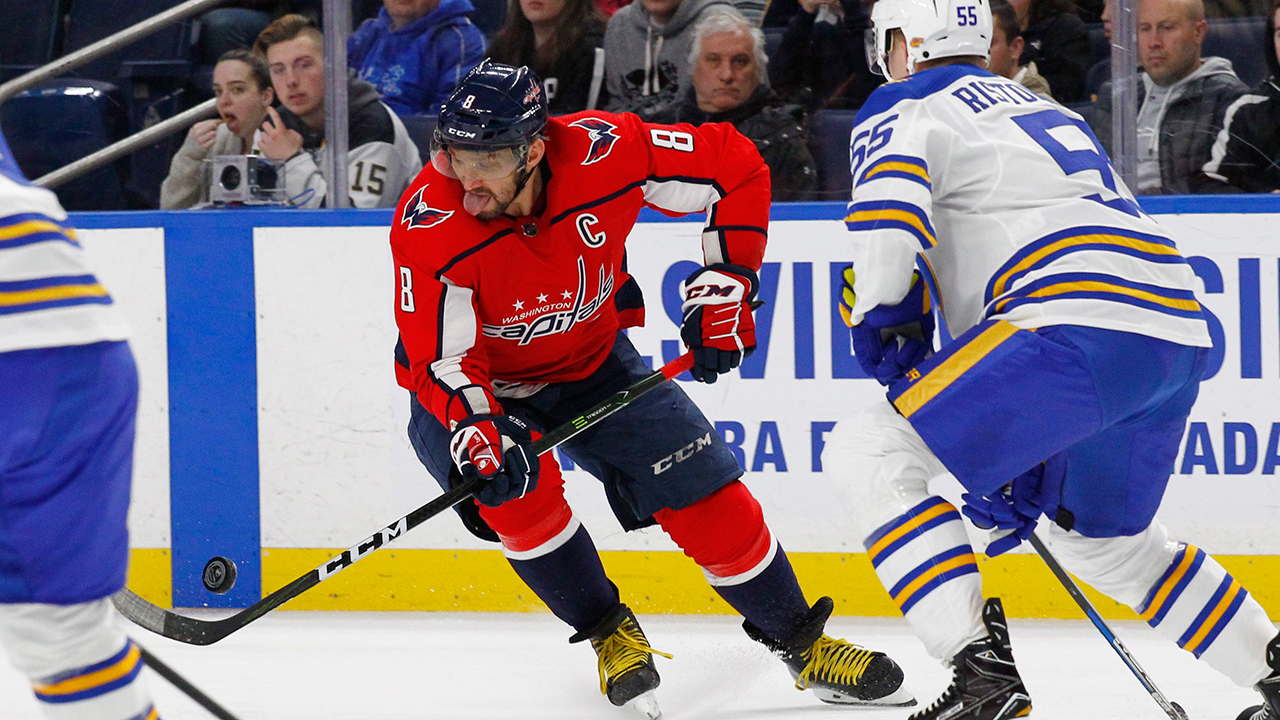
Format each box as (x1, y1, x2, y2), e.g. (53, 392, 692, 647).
(893, 321, 1020, 419)
(122, 549, 1280, 620)
(1140, 545, 1198, 622)
(33, 644, 140, 695)
(866, 502, 957, 563)
(1184, 581, 1244, 654)
(0, 283, 107, 307)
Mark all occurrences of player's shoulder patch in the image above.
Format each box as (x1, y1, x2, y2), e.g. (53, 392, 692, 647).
(562, 114, 623, 166)
(399, 184, 454, 230)
(855, 64, 993, 126)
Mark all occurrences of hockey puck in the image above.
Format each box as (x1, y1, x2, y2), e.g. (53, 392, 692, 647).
(202, 556, 238, 595)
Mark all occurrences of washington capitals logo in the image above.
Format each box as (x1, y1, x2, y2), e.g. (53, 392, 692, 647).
(400, 185, 453, 230)
(568, 118, 620, 166)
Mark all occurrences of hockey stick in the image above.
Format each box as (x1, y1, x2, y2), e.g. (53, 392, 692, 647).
(136, 642, 242, 720)
(1028, 532, 1190, 720)
(114, 351, 697, 646)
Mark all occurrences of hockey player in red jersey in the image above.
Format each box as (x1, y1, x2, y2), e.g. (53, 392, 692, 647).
(390, 60, 915, 715)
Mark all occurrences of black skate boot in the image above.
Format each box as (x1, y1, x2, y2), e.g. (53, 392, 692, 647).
(744, 596, 916, 706)
(1236, 634, 1280, 720)
(569, 603, 671, 717)
(911, 597, 1031, 720)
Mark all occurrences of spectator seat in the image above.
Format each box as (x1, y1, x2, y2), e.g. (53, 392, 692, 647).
(62, 0, 195, 81)
(806, 109, 858, 201)
(0, 0, 66, 84)
(469, 0, 509, 36)
(1203, 16, 1270, 89)
(764, 27, 785, 63)
(401, 114, 439, 167)
(0, 80, 129, 210)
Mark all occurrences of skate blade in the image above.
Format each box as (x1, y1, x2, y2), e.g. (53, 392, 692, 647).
(812, 683, 917, 708)
(628, 690, 662, 719)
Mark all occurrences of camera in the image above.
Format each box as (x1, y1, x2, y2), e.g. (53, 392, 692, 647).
(210, 155, 288, 205)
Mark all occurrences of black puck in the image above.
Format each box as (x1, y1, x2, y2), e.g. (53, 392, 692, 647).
(202, 556, 238, 595)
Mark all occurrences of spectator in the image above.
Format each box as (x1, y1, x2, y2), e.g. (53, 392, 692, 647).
(255, 14, 424, 207)
(767, 0, 882, 110)
(603, 0, 735, 119)
(1091, 0, 1248, 194)
(651, 12, 818, 200)
(1201, 0, 1280, 191)
(161, 50, 275, 209)
(990, 0, 1054, 98)
(347, 0, 488, 116)
(1009, 0, 1091, 102)
(488, 0, 607, 113)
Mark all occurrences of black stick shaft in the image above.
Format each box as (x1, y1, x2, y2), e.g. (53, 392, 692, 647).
(1028, 533, 1188, 720)
(137, 644, 241, 720)
(115, 352, 696, 645)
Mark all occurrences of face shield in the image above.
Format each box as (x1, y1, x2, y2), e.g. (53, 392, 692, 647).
(430, 137, 529, 183)
(865, 27, 888, 78)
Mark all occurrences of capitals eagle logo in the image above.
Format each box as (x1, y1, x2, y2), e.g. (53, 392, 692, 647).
(568, 118, 620, 166)
(400, 185, 454, 230)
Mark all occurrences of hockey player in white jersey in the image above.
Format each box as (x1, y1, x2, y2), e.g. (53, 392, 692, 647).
(0, 130, 162, 720)
(824, 0, 1280, 718)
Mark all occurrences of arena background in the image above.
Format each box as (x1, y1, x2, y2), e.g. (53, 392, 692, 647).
(74, 197, 1280, 619)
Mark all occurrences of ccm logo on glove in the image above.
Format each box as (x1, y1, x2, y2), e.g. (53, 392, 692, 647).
(680, 263, 760, 384)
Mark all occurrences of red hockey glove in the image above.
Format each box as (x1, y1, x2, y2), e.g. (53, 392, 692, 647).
(449, 415, 540, 507)
(680, 263, 759, 384)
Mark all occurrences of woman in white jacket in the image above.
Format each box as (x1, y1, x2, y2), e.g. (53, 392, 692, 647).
(160, 49, 275, 208)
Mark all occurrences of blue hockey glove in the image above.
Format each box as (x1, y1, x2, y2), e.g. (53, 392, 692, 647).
(680, 263, 759, 384)
(961, 464, 1045, 556)
(450, 414, 540, 507)
(840, 267, 935, 385)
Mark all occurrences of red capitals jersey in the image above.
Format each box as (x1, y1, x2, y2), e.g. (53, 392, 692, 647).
(391, 111, 770, 429)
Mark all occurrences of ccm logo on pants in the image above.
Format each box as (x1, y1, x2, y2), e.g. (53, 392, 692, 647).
(653, 432, 714, 475)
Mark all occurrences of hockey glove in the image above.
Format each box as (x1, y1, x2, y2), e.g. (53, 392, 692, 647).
(841, 267, 935, 386)
(961, 464, 1045, 557)
(680, 263, 759, 384)
(449, 414, 540, 507)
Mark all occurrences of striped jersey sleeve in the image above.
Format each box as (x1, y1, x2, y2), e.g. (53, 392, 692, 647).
(0, 174, 128, 354)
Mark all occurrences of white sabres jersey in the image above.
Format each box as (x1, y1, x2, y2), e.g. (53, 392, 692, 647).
(0, 160, 129, 354)
(844, 64, 1212, 349)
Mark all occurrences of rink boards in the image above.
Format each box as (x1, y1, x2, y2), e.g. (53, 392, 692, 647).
(69, 198, 1280, 617)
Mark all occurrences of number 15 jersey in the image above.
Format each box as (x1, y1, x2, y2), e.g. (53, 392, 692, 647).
(843, 64, 1211, 350)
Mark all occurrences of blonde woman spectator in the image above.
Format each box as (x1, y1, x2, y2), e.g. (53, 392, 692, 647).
(160, 49, 275, 209)
(488, 0, 607, 113)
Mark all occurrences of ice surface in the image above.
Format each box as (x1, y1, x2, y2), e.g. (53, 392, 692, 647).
(0, 611, 1265, 719)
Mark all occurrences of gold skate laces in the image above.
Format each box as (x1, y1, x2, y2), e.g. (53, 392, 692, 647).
(592, 617, 673, 695)
(796, 635, 876, 690)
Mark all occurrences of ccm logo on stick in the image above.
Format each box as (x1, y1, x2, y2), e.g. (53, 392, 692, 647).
(316, 518, 408, 580)
(652, 432, 714, 475)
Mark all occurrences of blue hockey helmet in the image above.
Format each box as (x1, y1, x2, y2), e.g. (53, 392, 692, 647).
(433, 60, 547, 161)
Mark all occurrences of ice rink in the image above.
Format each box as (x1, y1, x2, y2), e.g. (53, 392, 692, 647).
(0, 610, 1266, 719)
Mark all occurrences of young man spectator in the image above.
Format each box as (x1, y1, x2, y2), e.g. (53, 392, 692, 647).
(1090, 0, 1248, 194)
(603, 0, 734, 119)
(652, 12, 819, 200)
(1201, 0, 1280, 192)
(990, 0, 1053, 99)
(348, 0, 488, 116)
(254, 14, 423, 208)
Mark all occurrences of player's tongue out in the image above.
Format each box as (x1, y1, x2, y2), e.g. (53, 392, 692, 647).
(463, 191, 492, 215)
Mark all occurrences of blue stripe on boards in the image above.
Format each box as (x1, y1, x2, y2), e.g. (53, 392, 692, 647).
(165, 223, 261, 608)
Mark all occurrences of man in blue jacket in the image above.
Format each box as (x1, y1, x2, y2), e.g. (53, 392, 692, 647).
(349, 0, 488, 116)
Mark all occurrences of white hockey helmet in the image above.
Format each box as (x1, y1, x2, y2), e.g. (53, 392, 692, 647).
(866, 0, 993, 79)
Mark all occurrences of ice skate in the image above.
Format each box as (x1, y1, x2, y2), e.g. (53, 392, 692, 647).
(745, 596, 915, 706)
(570, 603, 671, 716)
(1237, 635, 1280, 720)
(911, 597, 1031, 720)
